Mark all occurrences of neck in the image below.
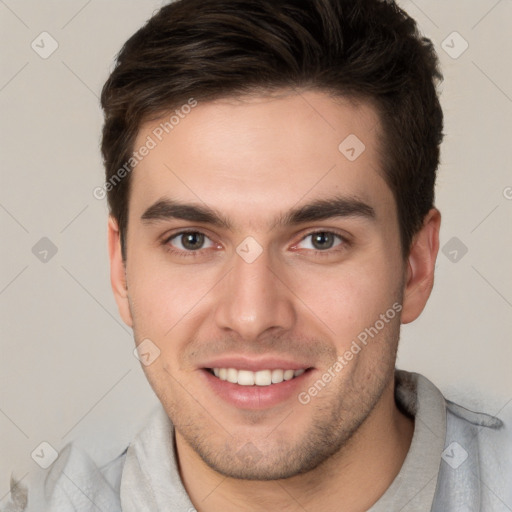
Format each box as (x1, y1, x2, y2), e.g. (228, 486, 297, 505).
(176, 378, 414, 512)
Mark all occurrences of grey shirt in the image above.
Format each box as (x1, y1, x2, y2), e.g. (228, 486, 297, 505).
(3, 370, 511, 511)
(369, 371, 447, 511)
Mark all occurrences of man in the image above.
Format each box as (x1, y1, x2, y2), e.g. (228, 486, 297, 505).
(4, 0, 511, 511)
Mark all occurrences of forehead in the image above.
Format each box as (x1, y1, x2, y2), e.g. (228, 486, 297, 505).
(129, 90, 393, 225)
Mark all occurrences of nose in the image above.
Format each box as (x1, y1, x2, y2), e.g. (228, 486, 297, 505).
(213, 245, 296, 341)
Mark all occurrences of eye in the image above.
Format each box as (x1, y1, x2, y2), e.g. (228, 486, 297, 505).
(166, 231, 215, 251)
(296, 231, 344, 251)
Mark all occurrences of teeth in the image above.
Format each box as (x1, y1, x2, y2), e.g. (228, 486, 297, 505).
(283, 369, 295, 381)
(254, 370, 272, 386)
(226, 368, 238, 384)
(271, 369, 284, 383)
(237, 370, 254, 386)
(211, 368, 306, 386)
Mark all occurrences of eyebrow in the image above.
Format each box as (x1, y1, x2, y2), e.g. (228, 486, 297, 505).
(140, 196, 375, 229)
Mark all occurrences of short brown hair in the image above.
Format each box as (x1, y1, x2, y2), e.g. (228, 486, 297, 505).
(101, 0, 443, 259)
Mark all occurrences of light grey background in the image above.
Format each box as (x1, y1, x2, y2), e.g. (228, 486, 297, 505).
(1, 0, 511, 502)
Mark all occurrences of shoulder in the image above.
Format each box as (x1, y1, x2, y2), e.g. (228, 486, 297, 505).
(399, 370, 512, 510)
(445, 397, 512, 466)
(1, 443, 127, 512)
(436, 397, 512, 510)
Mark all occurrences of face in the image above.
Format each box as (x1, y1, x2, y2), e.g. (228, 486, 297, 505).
(110, 90, 417, 480)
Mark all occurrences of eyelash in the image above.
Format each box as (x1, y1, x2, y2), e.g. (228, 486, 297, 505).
(162, 230, 350, 258)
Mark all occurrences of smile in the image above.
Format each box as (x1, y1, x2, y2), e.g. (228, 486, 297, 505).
(201, 358, 314, 409)
(209, 368, 306, 386)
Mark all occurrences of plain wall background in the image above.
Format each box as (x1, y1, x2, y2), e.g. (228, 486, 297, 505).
(1, 0, 511, 502)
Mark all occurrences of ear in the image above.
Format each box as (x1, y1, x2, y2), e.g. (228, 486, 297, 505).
(107, 216, 133, 327)
(401, 208, 441, 324)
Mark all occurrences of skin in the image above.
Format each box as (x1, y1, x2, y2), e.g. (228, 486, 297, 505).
(108, 90, 440, 511)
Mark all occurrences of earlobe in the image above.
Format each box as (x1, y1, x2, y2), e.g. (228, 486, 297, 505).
(401, 208, 441, 324)
(107, 216, 133, 327)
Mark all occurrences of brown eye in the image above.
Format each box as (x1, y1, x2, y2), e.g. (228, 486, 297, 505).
(297, 231, 344, 251)
(167, 231, 213, 251)
(181, 232, 205, 250)
(311, 232, 336, 250)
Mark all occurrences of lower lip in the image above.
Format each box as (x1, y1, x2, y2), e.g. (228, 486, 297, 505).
(202, 369, 312, 410)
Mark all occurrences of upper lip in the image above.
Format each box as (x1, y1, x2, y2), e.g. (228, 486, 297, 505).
(200, 355, 312, 372)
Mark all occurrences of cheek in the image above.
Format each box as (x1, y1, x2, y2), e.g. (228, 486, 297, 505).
(126, 245, 208, 331)
(291, 256, 401, 345)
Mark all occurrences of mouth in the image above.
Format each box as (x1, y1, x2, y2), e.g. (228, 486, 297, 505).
(206, 367, 308, 386)
(201, 363, 314, 409)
